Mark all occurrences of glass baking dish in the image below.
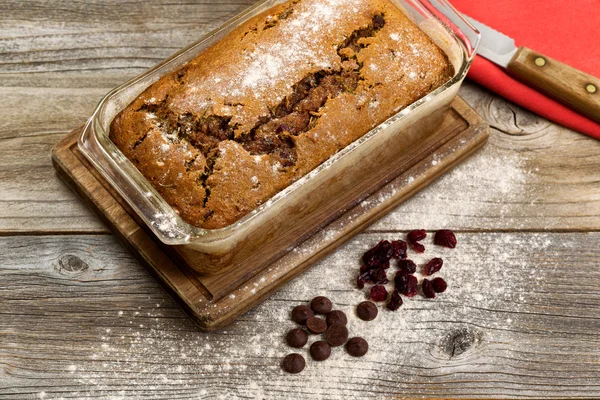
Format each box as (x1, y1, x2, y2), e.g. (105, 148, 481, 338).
(79, 0, 479, 275)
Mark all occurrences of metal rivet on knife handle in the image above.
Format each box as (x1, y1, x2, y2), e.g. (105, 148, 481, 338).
(507, 47, 600, 123)
(534, 57, 546, 67)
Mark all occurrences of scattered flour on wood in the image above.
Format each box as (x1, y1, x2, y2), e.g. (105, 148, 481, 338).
(60, 227, 574, 400)
(370, 147, 532, 229)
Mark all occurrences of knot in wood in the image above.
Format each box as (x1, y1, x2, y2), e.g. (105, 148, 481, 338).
(487, 97, 550, 136)
(441, 327, 481, 359)
(56, 254, 89, 275)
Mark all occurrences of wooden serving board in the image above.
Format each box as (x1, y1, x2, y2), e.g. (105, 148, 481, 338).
(52, 97, 488, 331)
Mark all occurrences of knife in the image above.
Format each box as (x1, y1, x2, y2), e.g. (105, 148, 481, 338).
(464, 15, 600, 123)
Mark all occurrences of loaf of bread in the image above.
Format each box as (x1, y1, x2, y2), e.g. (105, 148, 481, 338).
(110, 0, 454, 229)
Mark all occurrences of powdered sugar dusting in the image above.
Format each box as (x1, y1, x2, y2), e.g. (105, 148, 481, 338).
(235, 0, 347, 94)
(242, 53, 285, 89)
(159, 143, 170, 152)
(371, 147, 533, 230)
(195, 0, 363, 105)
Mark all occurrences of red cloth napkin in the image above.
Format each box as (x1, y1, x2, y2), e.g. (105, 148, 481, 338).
(450, 0, 600, 139)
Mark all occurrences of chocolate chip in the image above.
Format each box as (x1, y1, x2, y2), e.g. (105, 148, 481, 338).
(346, 337, 368, 357)
(310, 296, 333, 314)
(310, 341, 331, 361)
(356, 301, 378, 321)
(286, 328, 308, 348)
(325, 323, 349, 347)
(291, 305, 314, 325)
(282, 353, 305, 373)
(326, 310, 347, 326)
(306, 316, 327, 334)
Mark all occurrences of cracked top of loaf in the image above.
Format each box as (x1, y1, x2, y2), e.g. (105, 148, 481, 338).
(109, 0, 454, 229)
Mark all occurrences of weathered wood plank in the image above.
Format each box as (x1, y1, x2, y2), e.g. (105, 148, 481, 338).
(0, 132, 107, 234)
(1, 0, 599, 234)
(3, 83, 600, 234)
(1, 0, 255, 29)
(0, 0, 255, 75)
(1, 233, 600, 398)
(2, 1, 599, 399)
(370, 98, 600, 232)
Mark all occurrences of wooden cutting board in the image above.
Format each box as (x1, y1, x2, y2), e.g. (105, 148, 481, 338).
(52, 96, 488, 331)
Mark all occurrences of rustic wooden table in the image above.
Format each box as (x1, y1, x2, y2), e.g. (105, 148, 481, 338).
(2, 1, 600, 399)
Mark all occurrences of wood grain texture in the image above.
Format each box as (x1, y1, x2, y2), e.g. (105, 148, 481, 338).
(1, 0, 256, 76)
(508, 47, 600, 123)
(2, 0, 600, 398)
(2, 234, 600, 399)
(1, 2, 600, 234)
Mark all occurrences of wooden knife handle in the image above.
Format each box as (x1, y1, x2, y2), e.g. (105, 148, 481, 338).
(507, 47, 600, 123)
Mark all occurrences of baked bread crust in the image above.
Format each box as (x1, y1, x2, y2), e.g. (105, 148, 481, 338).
(110, 0, 454, 229)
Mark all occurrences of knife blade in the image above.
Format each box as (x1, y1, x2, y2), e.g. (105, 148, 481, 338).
(464, 15, 600, 123)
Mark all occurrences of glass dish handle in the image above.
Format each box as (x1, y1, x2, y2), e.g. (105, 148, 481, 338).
(416, 0, 480, 59)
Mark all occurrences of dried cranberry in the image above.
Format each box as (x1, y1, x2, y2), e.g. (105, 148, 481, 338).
(409, 241, 425, 253)
(434, 230, 457, 249)
(386, 290, 403, 311)
(422, 279, 436, 298)
(370, 267, 389, 285)
(360, 259, 390, 273)
(379, 241, 394, 256)
(357, 270, 372, 289)
(432, 277, 447, 293)
(362, 240, 393, 270)
(396, 272, 418, 297)
(370, 285, 388, 302)
(363, 261, 391, 274)
(361, 253, 376, 270)
(424, 258, 443, 275)
(394, 271, 409, 292)
(407, 230, 427, 242)
(360, 261, 390, 274)
(391, 240, 408, 259)
(357, 275, 366, 289)
(403, 275, 419, 297)
(360, 261, 374, 273)
(398, 259, 417, 274)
